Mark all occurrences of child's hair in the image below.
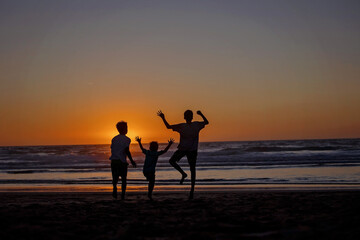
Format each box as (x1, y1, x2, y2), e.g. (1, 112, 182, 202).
(150, 141, 158, 151)
(116, 121, 128, 135)
(184, 110, 193, 120)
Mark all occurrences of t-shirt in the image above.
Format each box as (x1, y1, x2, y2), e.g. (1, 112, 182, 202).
(142, 149, 165, 173)
(109, 134, 131, 163)
(171, 121, 206, 151)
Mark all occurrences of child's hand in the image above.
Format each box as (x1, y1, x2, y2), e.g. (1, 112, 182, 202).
(197, 110, 203, 115)
(157, 110, 165, 118)
(135, 136, 141, 142)
(131, 161, 137, 168)
(168, 138, 175, 144)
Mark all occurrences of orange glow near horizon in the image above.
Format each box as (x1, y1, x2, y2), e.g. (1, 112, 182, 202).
(1, 104, 359, 146)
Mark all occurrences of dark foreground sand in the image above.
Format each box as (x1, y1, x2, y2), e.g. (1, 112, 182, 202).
(1, 190, 360, 240)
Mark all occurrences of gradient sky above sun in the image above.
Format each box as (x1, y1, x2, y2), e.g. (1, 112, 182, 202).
(0, 0, 359, 146)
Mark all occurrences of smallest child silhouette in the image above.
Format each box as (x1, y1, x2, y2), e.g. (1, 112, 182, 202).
(135, 136, 174, 200)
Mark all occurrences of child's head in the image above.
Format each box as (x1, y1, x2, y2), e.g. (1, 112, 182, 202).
(116, 121, 128, 135)
(184, 110, 193, 122)
(149, 141, 158, 151)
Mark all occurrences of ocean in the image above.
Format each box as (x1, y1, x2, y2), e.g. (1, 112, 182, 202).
(1, 139, 360, 191)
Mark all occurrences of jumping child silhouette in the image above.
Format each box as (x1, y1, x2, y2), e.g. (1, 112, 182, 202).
(135, 136, 174, 200)
(157, 110, 209, 199)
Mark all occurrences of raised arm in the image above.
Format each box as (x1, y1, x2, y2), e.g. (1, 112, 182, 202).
(135, 136, 146, 152)
(197, 110, 209, 125)
(125, 147, 136, 168)
(157, 110, 172, 129)
(162, 138, 174, 153)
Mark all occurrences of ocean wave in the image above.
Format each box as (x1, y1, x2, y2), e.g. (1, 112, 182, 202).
(1, 139, 360, 173)
(214, 146, 343, 154)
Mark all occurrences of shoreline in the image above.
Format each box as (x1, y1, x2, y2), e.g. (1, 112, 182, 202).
(1, 184, 360, 192)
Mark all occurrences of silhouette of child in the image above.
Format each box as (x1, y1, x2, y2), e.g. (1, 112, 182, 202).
(157, 110, 209, 199)
(135, 136, 174, 200)
(109, 121, 137, 200)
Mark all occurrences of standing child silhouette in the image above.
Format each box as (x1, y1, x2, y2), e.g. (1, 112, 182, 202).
(109, 121, 137, 200)
(157, 110, 209, 199)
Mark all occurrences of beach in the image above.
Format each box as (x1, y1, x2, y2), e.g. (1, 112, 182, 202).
(1, 190, 360, 239)
(1, 139, 360, 239)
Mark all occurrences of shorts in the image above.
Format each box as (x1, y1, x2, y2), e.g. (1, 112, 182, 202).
(143, 171, 155, 181)
(170, 150, 198, 164)
(111, 160, 128, 179)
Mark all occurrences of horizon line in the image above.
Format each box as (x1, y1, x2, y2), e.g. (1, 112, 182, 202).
(0, 137, 359, 148)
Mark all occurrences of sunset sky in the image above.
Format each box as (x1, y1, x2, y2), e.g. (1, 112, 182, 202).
(1, 0, 359, 146)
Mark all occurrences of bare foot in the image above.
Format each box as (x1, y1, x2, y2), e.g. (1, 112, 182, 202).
(180, 173, 188, 184)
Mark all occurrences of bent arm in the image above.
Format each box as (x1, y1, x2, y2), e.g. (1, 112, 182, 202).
(198, 112, 209, 125)
(161, 116, 172, 129)
(125, 147, 136, 167)
(157, 110, 172, 129)
(163, 142, 173, 153)
(138, 142, 146, 152)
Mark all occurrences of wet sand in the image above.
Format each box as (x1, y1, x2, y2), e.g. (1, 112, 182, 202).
(1, 190, 359, 239)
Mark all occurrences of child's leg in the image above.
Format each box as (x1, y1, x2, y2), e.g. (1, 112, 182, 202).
(121, 176, 127, 200)
(187, 151, 198, 199)
(148, 174, 155, 200)
(111, 161, 119, 199)
(169, 151, 187, 184)
(120, 163, 128, 200)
